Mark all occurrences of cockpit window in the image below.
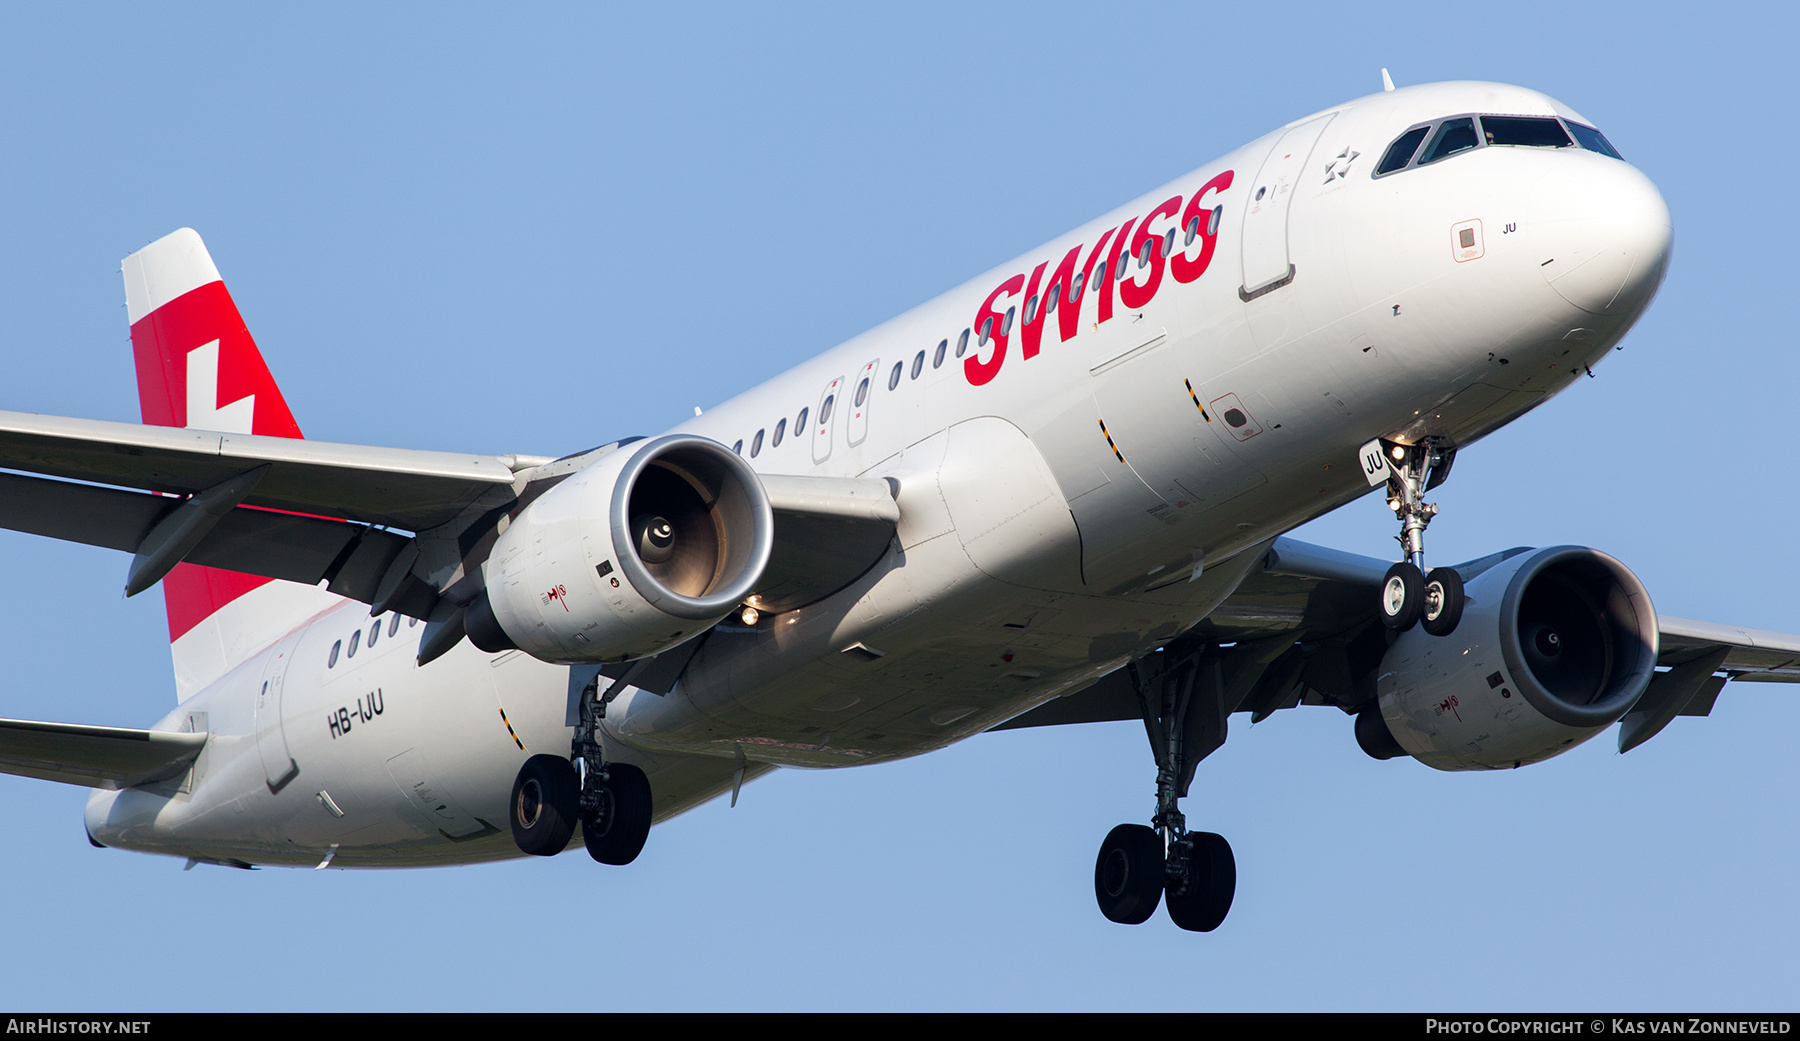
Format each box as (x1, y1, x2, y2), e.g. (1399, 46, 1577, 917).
(1566, 122, 1623, 160)
(1420, 118, 1478, 164)
(1376, 125, 1430, 175)
(1376, 112, 1624, 179)
(1481, 116, 1571, 148)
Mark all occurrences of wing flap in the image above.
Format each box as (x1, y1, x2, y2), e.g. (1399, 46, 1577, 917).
(0, 470, 165, 552)
(0, 718, 207, 790)
(0, 468, 412, 601)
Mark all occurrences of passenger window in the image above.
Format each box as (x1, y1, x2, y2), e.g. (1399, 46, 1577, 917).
(1162, 228, 1176, 258)
(732, 439, 743, 455)
(1185, 214, 1200, 245)
(388, 614, 400, 638)
(933, 339, 947, 368)
(367, 622, 379, 648)
(1567, 122, 1623, 159)
(819, 395, 835, 424)
(1024, 293, 1039, 324)
(1207, 205, 1221, 236)
(1002, 307, 1015, 336)
(956, 328, 970, 358)
(1071, 271, 1086, 299)
(1481, 116, 1570, 148)
(888, 362, 902, 390)
(751, 429, 764, 457)
(773, 418, 786, 447)
(348, 630, 361, 658)
(1376, 125, 1431, 175)
(328, 640, 341, 668)
(796, 407, 808, 431)
(855, 377, 870, 407)
(911, 350, 924, 379)
(1420, 118, 1478, 164)
(978, 315, 993, 346)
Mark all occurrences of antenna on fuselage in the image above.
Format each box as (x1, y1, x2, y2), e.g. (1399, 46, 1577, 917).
(1381, 68, 1395, 92)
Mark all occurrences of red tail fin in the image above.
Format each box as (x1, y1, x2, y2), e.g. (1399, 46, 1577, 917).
(122, 229, 342, 698)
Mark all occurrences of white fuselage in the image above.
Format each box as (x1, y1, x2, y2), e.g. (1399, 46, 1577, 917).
(87, 80, 1672, 868)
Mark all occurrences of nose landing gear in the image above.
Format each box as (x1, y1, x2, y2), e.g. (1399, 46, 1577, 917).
(507, 671, 653, 864)
(1367, 436, 1465, 636)
(1092, 644, 1237, 932)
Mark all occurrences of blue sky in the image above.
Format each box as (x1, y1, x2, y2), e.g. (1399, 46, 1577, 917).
(1, 2, 1796, 1011)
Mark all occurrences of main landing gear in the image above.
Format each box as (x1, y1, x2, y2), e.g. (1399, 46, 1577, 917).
(1371, 436, 1465, 637)
(509, 673, 652, 864)
(1094, 642, 1237, 932)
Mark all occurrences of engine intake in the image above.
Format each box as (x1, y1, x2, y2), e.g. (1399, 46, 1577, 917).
(469, 434, 773, 664)
(1373, 546, 1658, 770)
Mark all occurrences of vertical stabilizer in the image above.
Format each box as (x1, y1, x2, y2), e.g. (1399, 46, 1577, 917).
(122, 229, 344, 701)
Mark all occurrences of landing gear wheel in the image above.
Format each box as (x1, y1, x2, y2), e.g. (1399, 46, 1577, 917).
(1095, 823, 1165, 925)
(1379, 562, 1424, 631)
(511, 754, 578, 857)
(582, 762, 653, 865)
(1421, 567, 1466, 637)
(1164, 831, 1236, 932)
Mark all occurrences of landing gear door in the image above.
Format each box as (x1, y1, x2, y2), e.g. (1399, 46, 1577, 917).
(812, 374, 844, 465)
(1240, 113, 1335, 298)
(253, 630, 304, 794)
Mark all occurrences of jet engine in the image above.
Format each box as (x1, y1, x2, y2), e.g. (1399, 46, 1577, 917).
(1363, 546, 1659, 770)
(466, 434, 773, 664)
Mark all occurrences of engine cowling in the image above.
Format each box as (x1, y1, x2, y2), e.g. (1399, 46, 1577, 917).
(1370, 546, 1659, 771)
(467, 434, 773, 664)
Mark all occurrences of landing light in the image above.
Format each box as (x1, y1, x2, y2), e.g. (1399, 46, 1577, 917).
(740, 606, 759, 626)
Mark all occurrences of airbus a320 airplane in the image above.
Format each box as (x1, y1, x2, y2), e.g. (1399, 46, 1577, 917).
(2, 78, 1793, 933)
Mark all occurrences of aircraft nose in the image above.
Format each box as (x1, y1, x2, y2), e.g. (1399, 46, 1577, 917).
(1528, 157, 1672, 317)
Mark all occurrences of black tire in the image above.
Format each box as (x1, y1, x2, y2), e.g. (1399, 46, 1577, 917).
(510, 754, 578, 857)
(1165, 832, 1236, 932)
(1421, 567, 1466, 637)
(583, 762, 653, 866)
(1379, 561, 1424, 631)
(1094, 823, 1165, 925)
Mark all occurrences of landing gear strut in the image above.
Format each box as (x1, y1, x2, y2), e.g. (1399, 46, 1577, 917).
(1372, 436, 1465, 637)
(508, 671, 653, 864)
(1093, 643, 1237, 932)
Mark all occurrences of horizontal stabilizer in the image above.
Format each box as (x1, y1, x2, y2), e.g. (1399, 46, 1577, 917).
(0, 718, 206, 790)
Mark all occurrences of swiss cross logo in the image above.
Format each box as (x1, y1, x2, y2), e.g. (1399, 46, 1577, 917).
(186, 339, 256, 433)
(130, 280, 302, 439)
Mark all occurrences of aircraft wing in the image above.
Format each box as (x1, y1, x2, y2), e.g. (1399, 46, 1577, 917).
(995, 537, 1800, 751)
(0, 718, 206, 790)
(0, 410, 898, 622)
(0, 409, 531, 529)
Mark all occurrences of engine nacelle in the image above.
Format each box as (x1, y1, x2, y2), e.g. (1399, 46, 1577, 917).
(467, 434, 773, 664)
(1373, 546, 1659, 771)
